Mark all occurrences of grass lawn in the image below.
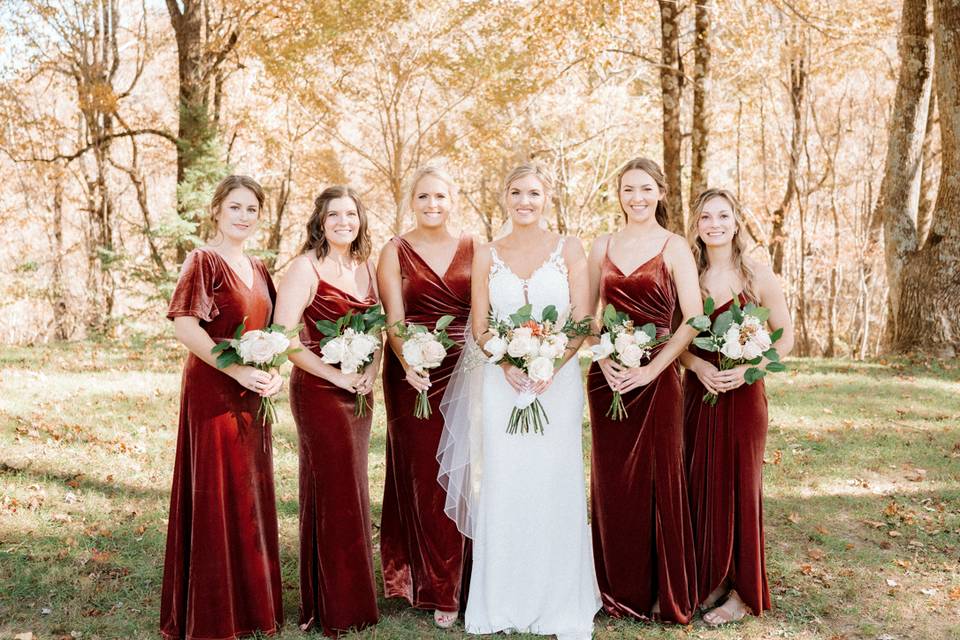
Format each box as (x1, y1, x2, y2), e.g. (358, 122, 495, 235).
(1, 342, 959, 640)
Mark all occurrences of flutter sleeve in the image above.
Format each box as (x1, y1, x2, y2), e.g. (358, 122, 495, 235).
(167, 249, 221, 322)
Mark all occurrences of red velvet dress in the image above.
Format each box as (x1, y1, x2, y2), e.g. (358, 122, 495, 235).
(683, 294, 771, 616)
(380, 236, 472, 611)
(161, 248, 283, 640)
(586, 241, 697, 624)
(289, 262, 380, 637)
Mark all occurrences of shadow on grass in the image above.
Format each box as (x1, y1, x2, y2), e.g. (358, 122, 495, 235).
(0, 459, 169, 501)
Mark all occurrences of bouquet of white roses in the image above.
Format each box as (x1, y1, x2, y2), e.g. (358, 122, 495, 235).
(589, 304, 671, 420)
(212, 320, 302, 425)
(687, 296, 786, 405)
(392, 315, 457, 419)
(315, 304, 387, 416)
(485, 303, 592, 435)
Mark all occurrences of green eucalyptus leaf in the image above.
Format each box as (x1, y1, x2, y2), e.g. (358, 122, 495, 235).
(435, 315, 454, 331)
(693, 336, 718, 351)
(703, 297, 715, 316)
(541, 305, 558, 323)
(316, 319, 339, 336)
(763, 348, 780, 361)
(770, 327, 784, 343)
(744, 367, 766, 384)
(689, 315, 711, 332)
(766, 361, 787, 373)
(713, 310, 734, 336)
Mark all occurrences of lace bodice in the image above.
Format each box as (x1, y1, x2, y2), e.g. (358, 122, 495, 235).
(488, 239, 570, 321)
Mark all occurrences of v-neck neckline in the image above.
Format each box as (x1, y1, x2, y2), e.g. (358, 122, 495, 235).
(312, 257, 373, 302)
(398, 235, 464, 282)
(606, 251, 663, 278)
(605, 236, 669, 277)
(207, 249, 255, 291)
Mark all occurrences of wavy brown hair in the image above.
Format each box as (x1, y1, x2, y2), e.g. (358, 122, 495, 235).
(300, 185, 372, 262)
(616, 157, 668, 228)
(207, 175, 265, 234)
(687, 188, 759, 302)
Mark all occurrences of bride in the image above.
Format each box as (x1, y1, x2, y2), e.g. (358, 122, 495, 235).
(439, 163, 601, 639)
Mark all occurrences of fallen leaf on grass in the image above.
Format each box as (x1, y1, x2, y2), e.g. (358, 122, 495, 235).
(807, 547, 826, 561)
(884, 501, 900, 517)
(948, 586, 960, 601)
(800, 563, 814, 575)
(14, 633, 34, 640)
(906, 468, 927, 482)
(815, 524, 830, 535)
(886, 578, 899, 587)
(920, 588, 938, 596)
(895, 558, 911, 568)
(862, 519, 886, 529)
(888, 530, 901, 538)
(788, 512, 802, 524)
(90, 549, 112, 564)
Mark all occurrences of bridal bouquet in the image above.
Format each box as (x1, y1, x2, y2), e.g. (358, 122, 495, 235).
(485, 303, 592, 435)
(212, 320, 302, 425)
(316, 304, 387, 416)
(589, 304, 671, 420)
(392, 315, 456, 419)
(687, 296, 786, 406)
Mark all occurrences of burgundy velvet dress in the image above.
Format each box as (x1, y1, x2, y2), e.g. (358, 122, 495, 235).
(161, 248, 283, 640)
(289, 261, 380, 637)
(683, 294, 771, 616)
(586, 239, 697, 624)
(380, 236, 472, 611)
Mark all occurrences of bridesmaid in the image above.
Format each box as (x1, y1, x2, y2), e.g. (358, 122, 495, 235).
(378, 167, 473, 628)
(161, 175, 284, 639)
(586, 157, 701, 624)
(680, 188, 794, 625)
(273, 185, 381, 636)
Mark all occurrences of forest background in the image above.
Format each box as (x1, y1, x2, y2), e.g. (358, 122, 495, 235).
(0, 0, 956, 356)
(2, 2, 960, 639)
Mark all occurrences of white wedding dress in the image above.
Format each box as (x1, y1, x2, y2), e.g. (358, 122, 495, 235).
(464, 239, 601, 640)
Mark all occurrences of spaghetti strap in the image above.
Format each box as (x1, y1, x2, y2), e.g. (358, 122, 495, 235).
(364, 260, 375, 297)
(658, 236, 671, 255)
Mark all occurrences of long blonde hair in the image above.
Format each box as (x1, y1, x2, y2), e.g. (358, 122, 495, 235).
(688, 188, 759, 303)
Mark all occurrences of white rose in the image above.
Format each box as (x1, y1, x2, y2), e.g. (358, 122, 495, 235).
(421, 338, 448, 368)
(320, 336, 345, 364)
(633, 329, 652, 347)
(340, 354, 362, 374)
(402, 338, 425, 370)
(539, 334, 567, 359)
(590, 333, 615, 361)
(720, 324, 744, 359)
(741, 339, 763, 361)
(614, 331, 636, 354)
(485, 335, 507, 362)
(618, 343, 646, 368)
(349, 333, 379, 361)
(237, 330, 278, 365)
(527, 356, 554, 382)
(507, 335, 536, 359)
(512, 326, 533, 340)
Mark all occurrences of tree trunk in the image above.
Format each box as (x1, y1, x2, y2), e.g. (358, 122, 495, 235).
(878, 0, 933, 348)
(49, 181, 71, 341)
(895, 0, 960, 355)
(916, 85, 938, 243)
(657, 0, 684, 233)
(769, 34, 807, 275)
(166, 0, 238, 261)
(690, 0, 712, 203)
